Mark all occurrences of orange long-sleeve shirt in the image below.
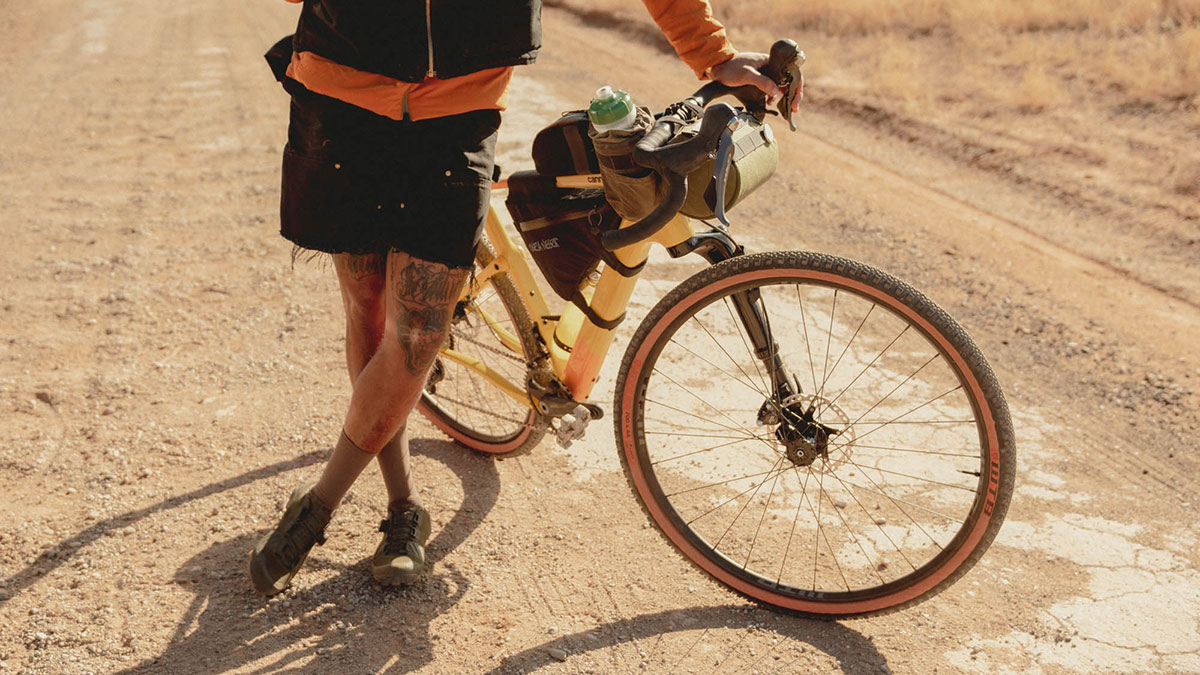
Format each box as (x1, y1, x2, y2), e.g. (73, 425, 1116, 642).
(281, 0, 735, 121)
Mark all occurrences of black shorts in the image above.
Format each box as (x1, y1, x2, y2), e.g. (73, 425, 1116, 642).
(279, 80, 500, 269)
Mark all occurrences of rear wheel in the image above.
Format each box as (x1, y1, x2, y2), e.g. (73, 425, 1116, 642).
(418, 239, 547, 454)
(614, 251, 1014, 617)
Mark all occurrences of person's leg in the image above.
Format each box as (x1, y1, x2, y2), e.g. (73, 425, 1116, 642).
(310, 250, 468, 510)
(332, 252, 387, 384)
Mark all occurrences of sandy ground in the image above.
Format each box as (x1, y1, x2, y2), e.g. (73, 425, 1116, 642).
(2, 0, 1199, 673)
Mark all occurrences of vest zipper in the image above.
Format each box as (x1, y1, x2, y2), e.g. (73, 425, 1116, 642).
(425, 0, 436, 78)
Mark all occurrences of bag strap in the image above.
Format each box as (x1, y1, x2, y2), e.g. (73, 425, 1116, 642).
(571, 290, 625, 331)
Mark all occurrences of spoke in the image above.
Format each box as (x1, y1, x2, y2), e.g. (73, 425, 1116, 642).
(644, 398, 775, 449)
(686, 313, 770, 398)
(724, 297, 770, 395)
(667, 467, 784, 498)
(850, 419, 977, 425)
(648, 371, 781, 456)
(817, 289, 839, 400)
(835, 453, 952, 548)
(830, 384, 965, 451)
(850, 443, 980, 459)
(819, 323, 909, 418)
(679, 463, 790, 521)
(836, 353, 938, 435)
(743, 461, 785, 569)
(815, 468, 851, 591)
(821, 483, 892, 584)
(714, 457, 785, 550)
(650, 436, 773, 466)
(777, 464, 815, 585)
(837, 477, 967, 523)
(851, 462, 978, 493)
(818, 303, 875, 405)
(645, 430, 766, 441)
(797, 284, 820, 395)
(820, 460, 917, 574)
(812, 464, 826, 588)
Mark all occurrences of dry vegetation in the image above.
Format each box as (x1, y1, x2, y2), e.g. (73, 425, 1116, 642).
(552, 0, 1200, 114)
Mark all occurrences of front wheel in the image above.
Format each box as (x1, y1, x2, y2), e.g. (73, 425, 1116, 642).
(614, 251, 1014, 617)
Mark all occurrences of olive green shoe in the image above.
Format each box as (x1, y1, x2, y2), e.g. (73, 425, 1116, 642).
(249, 481, 332, 596)
(371, 503, 431, 585)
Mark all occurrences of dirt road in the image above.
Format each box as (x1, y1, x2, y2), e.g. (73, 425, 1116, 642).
(2, 1, 1198, 672)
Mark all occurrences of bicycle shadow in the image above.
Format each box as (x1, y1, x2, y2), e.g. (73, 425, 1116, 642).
(122, 436, 501, 673)
(0, 449, 327, 611)
(488, 607, 886, 673)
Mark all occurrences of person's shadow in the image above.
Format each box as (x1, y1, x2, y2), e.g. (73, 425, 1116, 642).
(120, 436, 502, 673)
(118, 437, 885, 673)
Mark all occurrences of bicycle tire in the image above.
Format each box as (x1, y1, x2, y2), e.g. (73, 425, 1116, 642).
(614, 251, 1014, 617)
(418, 239, 547, 455)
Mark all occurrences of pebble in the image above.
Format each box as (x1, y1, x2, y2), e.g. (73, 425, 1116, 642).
(547, 647, 568, 662)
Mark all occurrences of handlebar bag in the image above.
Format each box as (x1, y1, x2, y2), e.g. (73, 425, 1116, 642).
(675, 113, 779, 220)
(531, 111, 601, 176)
(505, 172, 643, 329)
(589, 107, 665, 222)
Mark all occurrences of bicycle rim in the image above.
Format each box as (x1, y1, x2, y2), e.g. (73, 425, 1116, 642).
(418, 242, 545, 454)
(615, 251, 1014, 616)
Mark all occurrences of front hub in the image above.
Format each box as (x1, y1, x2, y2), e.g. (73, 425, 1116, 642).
(760, 394, 853, 468)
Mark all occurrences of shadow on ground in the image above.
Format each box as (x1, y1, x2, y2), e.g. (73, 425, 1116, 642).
(0, 449, 327, 610)
(121, 436, 502, 673)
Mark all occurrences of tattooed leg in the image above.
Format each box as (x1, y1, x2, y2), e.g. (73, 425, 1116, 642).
(333, 252, 388, 383)
(341, 250, 469, 452)
(390, 257, 469, 375)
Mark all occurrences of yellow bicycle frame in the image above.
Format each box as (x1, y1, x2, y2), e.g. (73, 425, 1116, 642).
(443, 175, 699, 411)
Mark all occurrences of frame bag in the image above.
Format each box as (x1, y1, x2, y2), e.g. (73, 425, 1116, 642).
(505, 173, 642, 330)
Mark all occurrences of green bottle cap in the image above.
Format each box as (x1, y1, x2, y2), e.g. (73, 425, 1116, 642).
(588, 86, 634, 128)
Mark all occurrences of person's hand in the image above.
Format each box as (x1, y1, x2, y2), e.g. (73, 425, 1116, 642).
(708, 52, 804, 114)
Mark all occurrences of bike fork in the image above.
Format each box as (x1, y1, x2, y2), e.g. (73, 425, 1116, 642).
(668, 229, 798, 401)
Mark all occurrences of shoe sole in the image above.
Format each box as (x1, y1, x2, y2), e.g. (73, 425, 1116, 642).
(248, 482, 317, 596)
(371, 567, 423, 585)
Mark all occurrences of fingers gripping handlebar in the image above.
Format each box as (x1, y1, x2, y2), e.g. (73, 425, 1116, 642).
(598, 39, 804, 252)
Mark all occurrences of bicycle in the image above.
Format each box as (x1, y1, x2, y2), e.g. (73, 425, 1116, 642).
(417, 41, 1015, 618)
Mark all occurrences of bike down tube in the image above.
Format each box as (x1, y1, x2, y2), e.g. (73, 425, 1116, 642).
(562, 213, 698, 400)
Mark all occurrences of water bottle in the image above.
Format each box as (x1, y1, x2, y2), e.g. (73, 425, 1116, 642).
(588, 86, 636, 132)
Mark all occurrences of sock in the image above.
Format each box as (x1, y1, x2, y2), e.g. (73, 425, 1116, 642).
(377, 426, 420, 509)
(310, 431, 377, 510)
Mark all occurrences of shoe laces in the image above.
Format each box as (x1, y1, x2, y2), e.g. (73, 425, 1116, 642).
(277, 502, 328, 566)
(379, 509, 421, 556)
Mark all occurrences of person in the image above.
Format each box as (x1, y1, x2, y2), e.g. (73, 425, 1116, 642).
(249, 0, 803, 595)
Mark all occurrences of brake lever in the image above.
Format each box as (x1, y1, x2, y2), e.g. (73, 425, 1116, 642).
(760, 39, 806, 132)
(711, 123, 737, 227)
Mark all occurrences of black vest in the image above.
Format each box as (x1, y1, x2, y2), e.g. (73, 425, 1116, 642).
(293, 0, 542, 82)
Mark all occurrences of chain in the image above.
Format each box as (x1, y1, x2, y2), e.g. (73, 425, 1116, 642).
(431, 319, 545, 430)
(448, 324, 529, 365)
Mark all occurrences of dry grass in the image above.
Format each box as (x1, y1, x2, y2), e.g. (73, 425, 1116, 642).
(555, 0, 1200, 110)
(722, 0, 1200, 34)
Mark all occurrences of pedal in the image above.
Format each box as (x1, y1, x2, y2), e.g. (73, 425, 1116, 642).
(554, 404, 593, 449)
